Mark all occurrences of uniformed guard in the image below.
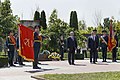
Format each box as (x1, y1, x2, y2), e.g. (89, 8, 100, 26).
(33, 25, 42, 69)
(6, 30, 16, 66)
(100, 30, 108, 62)
(112, 30, 118, 62)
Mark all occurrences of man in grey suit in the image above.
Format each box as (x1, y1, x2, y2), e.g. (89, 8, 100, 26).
(67, 31, 77, 65)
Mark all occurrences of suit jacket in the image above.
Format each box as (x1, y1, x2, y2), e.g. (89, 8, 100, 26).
(88, 35, 99, 50)
(100, 35, 108, 48)
(67, 36, 77, 50)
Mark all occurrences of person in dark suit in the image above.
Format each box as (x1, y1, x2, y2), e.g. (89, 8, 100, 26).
(88, 30, 99, 64)
(100, 30, 108, 62)
(112, 30, 118, 62)
(67, 31, 77, 65)
(93, 29, 99, 62)
(6, 30, 16, 66)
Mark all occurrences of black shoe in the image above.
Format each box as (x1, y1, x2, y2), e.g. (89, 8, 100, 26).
(10, 64, 16, 67)
(19, 63, 25, 66)
(33, 66, 41, 69)
(14, 62, 18, 64)
(72, 63, 75, 65)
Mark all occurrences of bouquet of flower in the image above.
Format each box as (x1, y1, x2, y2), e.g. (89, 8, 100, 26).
(48, 52, 61, 61)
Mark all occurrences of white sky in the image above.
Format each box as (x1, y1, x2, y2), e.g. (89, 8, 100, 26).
(3, 0, 120, 26)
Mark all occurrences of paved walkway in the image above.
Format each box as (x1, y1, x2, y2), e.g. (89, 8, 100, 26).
(1, 59, 120, 80)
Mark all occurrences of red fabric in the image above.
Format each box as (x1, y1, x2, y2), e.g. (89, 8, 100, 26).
(108, 21, 116, 52)
(18, 24, 34, 61)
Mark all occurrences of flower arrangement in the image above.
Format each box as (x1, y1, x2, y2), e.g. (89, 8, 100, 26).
(48, 52, 61, 61)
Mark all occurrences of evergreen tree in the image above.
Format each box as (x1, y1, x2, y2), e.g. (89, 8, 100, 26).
(33, 10, 40, 21)
(70, 11, 74, 28)
(41, 10, 47, 29)
(69, 11, 78, 30)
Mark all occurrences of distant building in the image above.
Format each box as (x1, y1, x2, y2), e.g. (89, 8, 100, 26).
(20, 20, 40, 27)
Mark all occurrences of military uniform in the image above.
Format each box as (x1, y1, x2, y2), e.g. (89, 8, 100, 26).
(100, 30, 108, 62)
(112, 35, 118, 62)
(6, 35, 16, 66)
(33, 31, 42, 69)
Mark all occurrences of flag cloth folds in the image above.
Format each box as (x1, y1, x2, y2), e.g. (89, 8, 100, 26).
(18, 24, 34, 61)
(108, 20, 116, 52)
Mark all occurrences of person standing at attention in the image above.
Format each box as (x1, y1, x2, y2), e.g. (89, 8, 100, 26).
(67, 31, 77, 65)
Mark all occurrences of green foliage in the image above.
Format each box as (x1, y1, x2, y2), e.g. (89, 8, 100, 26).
(33, 10, 40, 21)
(41, 10, 47, 29)
(0, 0, 18, 38)
(69, 11, 78, 30)
(103, 18, 110, 30)
(78, 20, 86, 30)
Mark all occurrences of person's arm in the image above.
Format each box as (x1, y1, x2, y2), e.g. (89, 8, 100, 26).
(87, 37, 90, 49)
(75, 38, 77, 49)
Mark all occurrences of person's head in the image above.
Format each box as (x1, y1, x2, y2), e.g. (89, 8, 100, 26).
(91, 31, 94, 36)
(34, 25, 40, 32)
(9, 30, 14, 36)
(70, 31, 74, 36)
(102, 30, 107, 35)
(93, 29, 97, 35)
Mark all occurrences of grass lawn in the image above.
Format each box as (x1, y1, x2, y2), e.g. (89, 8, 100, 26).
(37, 72, 120, 80)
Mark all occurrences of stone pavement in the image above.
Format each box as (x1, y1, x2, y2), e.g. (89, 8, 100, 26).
(1, 59, 120, 80)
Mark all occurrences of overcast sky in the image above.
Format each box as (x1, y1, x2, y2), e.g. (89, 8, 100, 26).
(4, 0, 120, 26)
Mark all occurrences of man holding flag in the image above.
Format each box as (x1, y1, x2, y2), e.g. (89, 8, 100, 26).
(108, 20, 118, 62)
(112, 30, 118, 62)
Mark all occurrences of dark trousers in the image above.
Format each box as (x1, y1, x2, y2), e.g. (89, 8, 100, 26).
(68, 48, 75, 64)
(82, 50, 87, 58)
(18, 55, 23, 64)
(60, 48, 64, 60)
(8, 46, 15, 66)
(33, 42, 40, 68)
(102, 48, 107, 62)
(112, 47, 117, 62)
(90, 49, 96, 63)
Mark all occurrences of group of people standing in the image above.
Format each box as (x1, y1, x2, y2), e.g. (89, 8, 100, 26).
(6, 25, 45, 69)
(5, 24, 119, 68)
(88, 29, 118, 64)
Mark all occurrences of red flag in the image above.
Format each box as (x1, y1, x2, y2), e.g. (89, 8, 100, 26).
(108, 20, 116, 52)
(18, 24, 34, 61)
